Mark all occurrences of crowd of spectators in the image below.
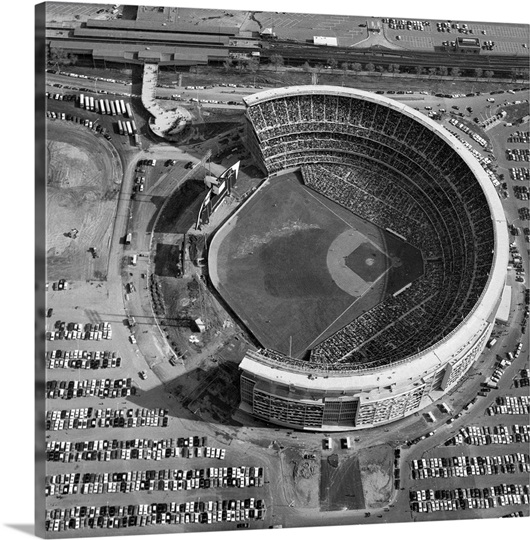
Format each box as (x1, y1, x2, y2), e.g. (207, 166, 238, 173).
(246, 93, 496, 370)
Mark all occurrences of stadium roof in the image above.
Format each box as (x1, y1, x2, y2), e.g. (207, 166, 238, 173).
(496, 285, 512, 323)
(85, 18, 239, 36)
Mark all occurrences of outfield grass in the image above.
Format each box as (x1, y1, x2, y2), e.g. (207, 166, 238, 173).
(211, 172, 423, 357)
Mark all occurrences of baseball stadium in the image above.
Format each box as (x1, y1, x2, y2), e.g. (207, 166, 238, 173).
(208, 86, 509, 431)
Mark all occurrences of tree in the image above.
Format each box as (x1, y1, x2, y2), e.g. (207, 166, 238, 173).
(244, 57, 260, 73)
(269, 54, 284, 71)
(375, 65, 385, 73)
(302, 61, 312, 72)
(47, 45, 76, 70)
(326, 58, 338, 70)
(340, 62, 349, 72)
(364, 63, 375, 72)
(222, 58, 233, 72)
(428, 67, 437, 76)
(484, 70, 494, 78)
(450, 67, 461, 77)
(438, 66, 448, 76)
(473, 67, 483, 78)
(351, 62, 362, 72)
(414, 66, 424, 75)
(388, 63, 400, 73)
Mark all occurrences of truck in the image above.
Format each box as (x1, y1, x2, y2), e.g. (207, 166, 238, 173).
(487, 338, 497, 348)
(125, 103, 133, 118)
(125, 233, 132, 245)
(130, 254, 138, 265)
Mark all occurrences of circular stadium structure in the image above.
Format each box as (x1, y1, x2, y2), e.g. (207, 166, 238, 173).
(208, 86, 509, 431)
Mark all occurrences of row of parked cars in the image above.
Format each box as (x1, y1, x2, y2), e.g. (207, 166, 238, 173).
(45, 498, 266, 532)
(410, 483, 530, 513)
(410, 452, 530, 479)
(446, 423, 530, 446)
(45, 377, 135, 400)
(46, 109, 112, 140)
(46, 465, 265, 496)
(47, 357, 121, 370)
(45, 407, 169, 431)
(47, 444, 226, 464)
(506, 148, 530, 161)
(510, 167, 530, 181)
(45, 436, 229, 463)
(47, 320, 113, 341)
(486, 395, 530, 416)
(507, 131, 530, 144)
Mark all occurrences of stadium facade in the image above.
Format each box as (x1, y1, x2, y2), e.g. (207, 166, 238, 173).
(213, 86, 509, 431)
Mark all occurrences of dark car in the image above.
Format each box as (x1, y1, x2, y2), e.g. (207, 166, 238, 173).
(46, 308, 53, 317)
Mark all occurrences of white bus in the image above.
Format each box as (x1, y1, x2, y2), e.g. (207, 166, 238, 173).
(109, 101, 117, 116)
(120, 100, 126, 116)
(79, 94, 85, 108)
(118, 120, 124, 135)
(89, 96, 95, 111)
(125, 103, 133, 118)
(126, 121, 133, 136)
(99, 99, 106, 114)
(104, 99, 111, 115)
(131, 120, 137, 134)
(114, 100, 123, 115)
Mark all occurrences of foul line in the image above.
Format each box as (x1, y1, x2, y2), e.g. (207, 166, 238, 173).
(304, 267, 391, 352)
(302, 185, 395, 351)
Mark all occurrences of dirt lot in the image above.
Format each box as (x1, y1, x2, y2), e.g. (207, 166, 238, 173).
(358, 444, 395, 509)
(46, 120, 122, 281)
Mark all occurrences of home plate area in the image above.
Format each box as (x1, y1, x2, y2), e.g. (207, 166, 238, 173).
(327, 229, 391, 297)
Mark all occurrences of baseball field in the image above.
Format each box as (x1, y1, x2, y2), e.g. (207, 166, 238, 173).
(210, 172, 423, 357)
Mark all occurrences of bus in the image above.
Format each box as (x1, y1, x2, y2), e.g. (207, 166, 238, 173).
(134, 134, 140, 146)
(109, 101, 117, 116)
(104, 99, 111, 115)
(115, 100, 123, 115)
(125, 103, 133, 118)
(89, 96, 95, 111)
(125, 233, 132, 245)
(131, 120, 137, 134)
(126, 121, 133, 136)
(99, 99, 106, 114)
(118, 120, 124, 135)
(94, 100, 100, 113)
(79, 94, 85, 109)
(120, 100, 126, 116)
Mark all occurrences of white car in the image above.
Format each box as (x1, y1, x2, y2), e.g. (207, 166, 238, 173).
(129, 335, 137, 344)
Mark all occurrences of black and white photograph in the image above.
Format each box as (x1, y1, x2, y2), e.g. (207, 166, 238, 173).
(7, 0, 530, 539)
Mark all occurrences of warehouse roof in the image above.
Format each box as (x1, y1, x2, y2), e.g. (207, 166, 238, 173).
(85, 18, 238, 36)
(74, 26, 229, 46)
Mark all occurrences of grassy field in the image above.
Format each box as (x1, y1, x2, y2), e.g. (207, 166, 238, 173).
(211, 172, 424, 357)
